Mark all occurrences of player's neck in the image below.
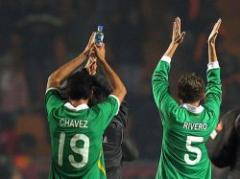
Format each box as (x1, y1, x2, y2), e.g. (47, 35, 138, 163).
(187, 101, 201, 107)
(69, 99, 89, 107)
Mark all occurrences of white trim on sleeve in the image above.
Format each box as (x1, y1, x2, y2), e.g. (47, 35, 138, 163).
(161, 56, 171, 64)
(207, 61, 220, 71)
(45, 87, 60, 94)
(109, 94, 120, 115)
(210, 130, 218, 140)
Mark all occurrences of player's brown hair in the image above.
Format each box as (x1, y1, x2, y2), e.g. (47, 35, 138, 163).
(177, 73, 205, 103)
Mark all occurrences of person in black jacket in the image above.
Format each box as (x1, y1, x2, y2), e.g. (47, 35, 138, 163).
(207, 108, 240, 179)
(91, 70, 138, 179)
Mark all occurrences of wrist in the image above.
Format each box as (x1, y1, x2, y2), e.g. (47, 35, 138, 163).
(99, 57, 107, 63)
(208, 42, 215, 47)
(80, 51, 88, 59)
(161, 56, 171, 63)
(170, 41, 179, 47)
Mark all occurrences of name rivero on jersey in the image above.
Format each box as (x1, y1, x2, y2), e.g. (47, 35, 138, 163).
(183, 122, 207, 130)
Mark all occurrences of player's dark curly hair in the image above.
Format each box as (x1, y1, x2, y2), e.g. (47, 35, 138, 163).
(177, 73, 205, 103)
(66, 69, 94, 100)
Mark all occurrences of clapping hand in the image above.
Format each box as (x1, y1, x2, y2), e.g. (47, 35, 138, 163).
(208, 19, 222, 45)
(171, 17, 186, 45)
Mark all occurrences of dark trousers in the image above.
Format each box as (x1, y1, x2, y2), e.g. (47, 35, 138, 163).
(228, 170, 240, 179)
(106, 167, 122, 179)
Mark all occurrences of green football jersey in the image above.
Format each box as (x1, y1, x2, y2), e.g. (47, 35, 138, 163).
(152, 57, 222, 179)
(45, 88, 120, 179)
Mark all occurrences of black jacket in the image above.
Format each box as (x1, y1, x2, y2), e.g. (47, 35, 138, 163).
(208, 108, 240, 178)
(103, 101, 128, 169)
(91, 73, 138, 169)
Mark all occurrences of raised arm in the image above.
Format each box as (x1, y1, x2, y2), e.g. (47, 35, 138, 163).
(204, 19, 222, 123)
(152, 17, 185, 108)
(46, 32, 96, 90)
(164, 17, 185, 58)
(208, 19, 221, 63)
(94, 44, 127, 103)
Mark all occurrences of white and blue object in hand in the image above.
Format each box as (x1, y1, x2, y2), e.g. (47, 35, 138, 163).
(95, 25, 104, 46)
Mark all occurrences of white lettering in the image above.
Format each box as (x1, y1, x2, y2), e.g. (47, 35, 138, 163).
(183, 122, 208, 131)
(58, 119, 88, 128)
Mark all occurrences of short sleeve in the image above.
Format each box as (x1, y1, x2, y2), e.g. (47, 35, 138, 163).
(91, 95, 120, 131)
(45, 88, 64, 115)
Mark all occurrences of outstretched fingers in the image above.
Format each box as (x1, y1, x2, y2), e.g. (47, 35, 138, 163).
(212, 19, 222, 35)
(88, 32, 96, 46)
(175, 17, 181, 33)
(180, 31, 186, 42)
(214, 18, 222, 33)
(171, 17, 185, 44)
(208, 18, 222, 43)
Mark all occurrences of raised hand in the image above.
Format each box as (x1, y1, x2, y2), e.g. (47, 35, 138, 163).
(171, 17, 186, 45)
(163, 17, 185, 58)
(83, 32, 96, 55)
(208, 19, 222, 45)
(85, 58, 97, 76)
(94, 44, 106, 62)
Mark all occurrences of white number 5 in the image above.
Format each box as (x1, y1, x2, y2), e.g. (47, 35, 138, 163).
(184, 136, 203, 165)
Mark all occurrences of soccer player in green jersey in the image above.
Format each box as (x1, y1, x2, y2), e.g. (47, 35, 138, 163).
(152, 17, 222, 179)
(45, 32, 127, 179)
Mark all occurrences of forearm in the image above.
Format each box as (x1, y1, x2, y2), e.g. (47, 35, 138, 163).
(47, 52, 87, 89)
(164, 42, 179, 58)
(100, 60, 126, 102)
(208, 43, 218, 63)
(206, 42, 221, 87)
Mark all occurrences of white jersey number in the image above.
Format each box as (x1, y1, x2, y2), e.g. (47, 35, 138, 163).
(58, 132, 90, 168)
(184, 136, 203, 165)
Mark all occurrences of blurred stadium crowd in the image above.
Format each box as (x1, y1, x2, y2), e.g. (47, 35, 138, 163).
(0, 0, 240, 178)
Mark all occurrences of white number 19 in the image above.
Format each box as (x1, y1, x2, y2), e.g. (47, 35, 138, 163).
(58, 132, 90, 168)
(184, 136, 203, 165)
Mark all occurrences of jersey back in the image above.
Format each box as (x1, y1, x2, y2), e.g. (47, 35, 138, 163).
(158, 107, 218, 179)
(45, 89, 119, 179)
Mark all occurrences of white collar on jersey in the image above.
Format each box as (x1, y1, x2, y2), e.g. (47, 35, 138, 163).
(181, 103, 204, 114)
(64, 102, 89, 111)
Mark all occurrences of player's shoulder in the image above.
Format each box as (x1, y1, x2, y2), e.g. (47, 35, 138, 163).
(202, 105, 220, 120)
(170, 105, 189, 119)
(88, 95, 120, 118)
(93, 95, 119, 110)
(45, 88, 63, 102)
(46, 87, 61, 95)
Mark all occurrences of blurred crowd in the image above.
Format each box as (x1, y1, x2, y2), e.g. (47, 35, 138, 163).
(0, 0, 240, 178)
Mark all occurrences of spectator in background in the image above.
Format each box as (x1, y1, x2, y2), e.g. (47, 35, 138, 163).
(17, 1, 66, 108)
(0, 32, 29, 113)
(0, 152, 14, 179)
(217, 39, 240, 112)
(107, 2, 144, 94)
(0, 113, 17, 155)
